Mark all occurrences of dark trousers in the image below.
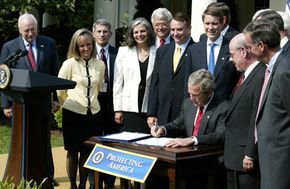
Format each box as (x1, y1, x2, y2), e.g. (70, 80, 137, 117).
(227, 169, 260, 189)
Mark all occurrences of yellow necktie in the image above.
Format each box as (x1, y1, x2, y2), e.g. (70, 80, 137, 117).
(173, 47, 182, 72)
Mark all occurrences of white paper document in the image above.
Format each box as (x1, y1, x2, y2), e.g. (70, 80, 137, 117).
(101, 131, 151, 142)
(135, 137, 174, 147)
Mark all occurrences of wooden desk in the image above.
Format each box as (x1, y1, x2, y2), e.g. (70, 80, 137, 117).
(85, 137, 223, 189)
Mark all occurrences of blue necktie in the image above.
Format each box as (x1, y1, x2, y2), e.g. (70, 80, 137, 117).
(208, 43, 216, 75)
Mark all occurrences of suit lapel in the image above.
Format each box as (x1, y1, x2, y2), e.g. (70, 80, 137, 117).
(197, 95, 219, 135)
(36, 38, 45, 72)
(108, 45, 117, 87)
(228, 63, 262, 118)
(188, 102, 197, 134)
(260, 52, 285, 108)
(174, 38, 194, 74)
(146, 46, 156, 80)
(214, 39, 230, 79)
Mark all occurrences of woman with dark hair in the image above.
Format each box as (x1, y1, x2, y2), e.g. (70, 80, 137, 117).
(113, 17, 156, 133)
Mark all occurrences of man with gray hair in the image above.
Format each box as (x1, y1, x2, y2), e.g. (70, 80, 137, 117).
(244, 19, 290, 189)
(151, 7, 172, 47)
(151, 69, 228, 189)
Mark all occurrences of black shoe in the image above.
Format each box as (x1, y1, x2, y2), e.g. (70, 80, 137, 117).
(49, 178, 59, 187)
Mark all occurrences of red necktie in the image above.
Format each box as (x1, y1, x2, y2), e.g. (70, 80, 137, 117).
(193, 106, 204, 136)
(159, 39, 165, 47)
(28, 43, 36, 71)
(232, 73, 245, 95)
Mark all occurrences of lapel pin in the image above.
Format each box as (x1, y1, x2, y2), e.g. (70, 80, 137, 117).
(222, 57, 225, 60)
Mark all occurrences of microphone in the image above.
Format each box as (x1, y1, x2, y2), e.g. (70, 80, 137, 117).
(4, 49, 22, 63)
(5, 49, 28, 68)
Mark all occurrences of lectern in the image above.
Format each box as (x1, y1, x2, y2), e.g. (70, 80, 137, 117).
(1, 69, 76, 188)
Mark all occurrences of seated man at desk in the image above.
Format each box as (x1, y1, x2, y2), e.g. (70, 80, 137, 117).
(150, 69, 228, 189)
(151, 68, 228, 147)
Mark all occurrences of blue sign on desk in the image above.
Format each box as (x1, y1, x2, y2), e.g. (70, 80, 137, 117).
(84, 144, 157, 183)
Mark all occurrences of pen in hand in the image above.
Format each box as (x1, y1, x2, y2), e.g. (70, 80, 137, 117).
(151, 123, 162, 137)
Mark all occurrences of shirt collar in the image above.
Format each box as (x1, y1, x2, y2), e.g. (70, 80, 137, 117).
(207, 34, 223, 46)
(23, 38, 36, 47)
(268, 49, 283, 73)
(96, 44, 109, 53)
(175, 37, 191, 51)
(280, 36, 289, 48)
(244, 61, 260, 79)
(221, 25, 229, 36)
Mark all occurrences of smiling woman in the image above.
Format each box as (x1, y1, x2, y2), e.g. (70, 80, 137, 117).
(113, 17, 156, 134)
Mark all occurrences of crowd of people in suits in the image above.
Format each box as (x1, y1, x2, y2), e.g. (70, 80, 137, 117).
(1, 2, 290, 189)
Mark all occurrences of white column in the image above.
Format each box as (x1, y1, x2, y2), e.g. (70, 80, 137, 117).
(94, 0, 120, 46)
(269, 0, 286, 11)
(191, 0, 216, 42)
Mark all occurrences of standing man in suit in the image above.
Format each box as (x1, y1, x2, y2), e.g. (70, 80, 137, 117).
(0, 13, 59, 186)
(89, 18, 118, 189)
(186, 6, 239, 101)
(151, 7, 172, 48)
(224, 33, 265, 189)
(151, 69, 228, 189)
(147, 12, 195, 127)
(200, 2, 239, 42)
(244, 19, 290, 189)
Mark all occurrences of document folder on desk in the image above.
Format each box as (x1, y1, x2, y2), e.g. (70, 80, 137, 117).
(96, 131, 151, 142)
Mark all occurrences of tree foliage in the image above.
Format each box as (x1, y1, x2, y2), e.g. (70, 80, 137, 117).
(0, 0, 94, 62)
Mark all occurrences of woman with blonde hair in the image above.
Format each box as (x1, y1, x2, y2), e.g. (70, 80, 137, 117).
(57, 28, 105, 189)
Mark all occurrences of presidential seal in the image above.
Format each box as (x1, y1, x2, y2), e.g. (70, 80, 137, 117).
(92, 151, 104, 164)
(0, 64, 12, 89)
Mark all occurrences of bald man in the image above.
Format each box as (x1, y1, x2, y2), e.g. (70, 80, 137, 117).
(224, 33, 265, 189)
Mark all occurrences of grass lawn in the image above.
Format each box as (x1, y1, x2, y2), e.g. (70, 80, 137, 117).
(0, 125, 64, 154)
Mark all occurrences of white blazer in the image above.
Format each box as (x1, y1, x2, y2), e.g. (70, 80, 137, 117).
(113, 45, 156, 113)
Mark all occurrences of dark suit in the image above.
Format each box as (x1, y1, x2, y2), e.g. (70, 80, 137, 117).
(224, 62, 265, 189)
(162, 95, 229, 189)
(186, 37, 239, 100)
(98, 45, 118, 135)
(164, 95, 228, 145)
(256, 51, 290, 189)
(282, 39, 290, 54)
(0, 35, 59, 182)
(147, 39, 195, 125)
(199, 26, 239, 42)
(96, 45, 118, 189)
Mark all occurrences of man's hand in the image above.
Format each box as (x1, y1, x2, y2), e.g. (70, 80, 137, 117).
(150, 125, 165, 137)
(165, 138, 193, 148)
(242, 156, 255, 171)
(3, 107, 12, 118)
(114, 112, 123, 124)
(147, 116, 158, 128)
